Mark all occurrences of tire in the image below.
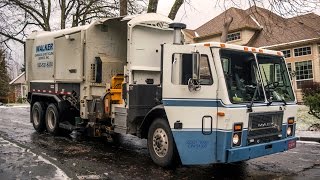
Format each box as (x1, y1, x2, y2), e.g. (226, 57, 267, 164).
(31, 102, 46, 132)
(147, 118, 175, 167)
(45, 103, 60, 135)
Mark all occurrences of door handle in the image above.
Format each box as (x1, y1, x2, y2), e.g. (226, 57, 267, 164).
(202, 115, 213, 135)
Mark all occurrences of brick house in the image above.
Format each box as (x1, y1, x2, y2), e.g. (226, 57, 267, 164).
(9, 72, 27, 102)
(183, 6, 320, 102)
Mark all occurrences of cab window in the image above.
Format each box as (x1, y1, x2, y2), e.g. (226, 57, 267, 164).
(171, 53, 213, 85)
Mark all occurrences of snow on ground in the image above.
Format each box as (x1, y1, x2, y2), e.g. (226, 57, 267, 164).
(0, 103, 30, 108)
(297, 105, 320, 131)
(0, 137, 69, 179)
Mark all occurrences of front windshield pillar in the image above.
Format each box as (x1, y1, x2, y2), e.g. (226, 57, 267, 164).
(253, 54, 268, 103)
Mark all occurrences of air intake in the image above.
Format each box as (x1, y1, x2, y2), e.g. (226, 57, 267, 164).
(169, 23, 186, 45)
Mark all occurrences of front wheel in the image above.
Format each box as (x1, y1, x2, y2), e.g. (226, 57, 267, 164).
(45, 103, 60, 135)
(147, 118, 176, 167)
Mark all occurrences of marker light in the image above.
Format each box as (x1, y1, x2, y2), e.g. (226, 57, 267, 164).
(277, 51, 282, 56)
(217, 111, 225, 116)
(234, 124, 243, 131)
(288, 118, 294, 124)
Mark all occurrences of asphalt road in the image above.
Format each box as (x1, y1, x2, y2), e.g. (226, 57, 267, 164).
(0, 106, 319, 179)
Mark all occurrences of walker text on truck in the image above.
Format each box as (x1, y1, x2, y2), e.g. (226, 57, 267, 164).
(26, 13, 298, 167)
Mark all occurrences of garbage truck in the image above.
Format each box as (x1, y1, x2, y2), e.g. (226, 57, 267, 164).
(26, 13, 298, 167)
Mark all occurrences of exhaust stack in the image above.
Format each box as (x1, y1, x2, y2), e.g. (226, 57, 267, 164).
(169, 23, 186, 45)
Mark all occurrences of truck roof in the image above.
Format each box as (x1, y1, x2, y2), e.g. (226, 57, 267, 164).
(26, 13, 172, 40)
(192, 42, 284, 57)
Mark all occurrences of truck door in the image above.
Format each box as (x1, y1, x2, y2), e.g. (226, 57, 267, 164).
(162, 44, 218, 165)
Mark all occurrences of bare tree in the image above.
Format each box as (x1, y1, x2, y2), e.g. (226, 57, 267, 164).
(220, 17, 233, 43)
(147, 0, 159, 13)
(0, 0, 52, 46)
(168, 0, 184, 20)
(120, 0, 128, 16)
(146, 0, 184, 20)
(0, 0, 145, 45)
(59, 0, 76, 29)
(71, 0, 120, 27)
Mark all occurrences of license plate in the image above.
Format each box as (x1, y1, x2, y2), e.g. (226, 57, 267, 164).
(288, 140, 296, 149)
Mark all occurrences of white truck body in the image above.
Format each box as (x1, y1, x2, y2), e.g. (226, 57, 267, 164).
(26, 13, 298, 166)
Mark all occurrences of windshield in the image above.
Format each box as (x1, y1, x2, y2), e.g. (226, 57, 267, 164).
(219, 49, 265, 103)
(219, 49, 295, 104)
(256, 54, 295, 102)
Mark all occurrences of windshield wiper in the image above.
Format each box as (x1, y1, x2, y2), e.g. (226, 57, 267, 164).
(247, 83, 260, 112)
(281, 98, 287, 106)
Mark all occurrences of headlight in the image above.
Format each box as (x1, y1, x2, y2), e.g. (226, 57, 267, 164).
(287, 126, 292, 136)
(232, 133, 240, 146)
(232, 123, 243, 147)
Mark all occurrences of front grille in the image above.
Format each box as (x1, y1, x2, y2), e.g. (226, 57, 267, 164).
(247, 111, 283, 145)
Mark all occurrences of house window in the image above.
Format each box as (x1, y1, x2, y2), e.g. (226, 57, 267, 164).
(226, 32, 241, 42)
(287, 63, 292, 79)
(294, 46, 311, 56)
(275, 64, 282, 82)
(295, 60, 313, 89)
(282, 50, 291, 58)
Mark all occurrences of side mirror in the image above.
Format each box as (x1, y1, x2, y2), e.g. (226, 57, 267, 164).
(192, 52, 200, 80)
(188, 52, 201, 92)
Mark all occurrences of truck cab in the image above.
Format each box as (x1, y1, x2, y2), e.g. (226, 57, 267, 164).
(160, 42, 297, 165)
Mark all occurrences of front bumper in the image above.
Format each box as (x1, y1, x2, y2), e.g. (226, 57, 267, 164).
(226, 136, 298, 163)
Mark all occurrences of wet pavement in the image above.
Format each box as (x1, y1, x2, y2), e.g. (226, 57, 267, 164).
(0, 106, 320, 179)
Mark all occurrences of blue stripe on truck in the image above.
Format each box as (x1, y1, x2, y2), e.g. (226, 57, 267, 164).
(163, 98, 296, 108)
(172, 125, 296, 165)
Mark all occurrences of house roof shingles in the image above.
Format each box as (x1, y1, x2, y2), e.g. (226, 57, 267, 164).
(195, 7, 260, 38)
(189, 6, 320, 47)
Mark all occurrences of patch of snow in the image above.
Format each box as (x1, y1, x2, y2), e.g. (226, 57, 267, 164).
(297, 105, 319, 131)
(0, 137, 69, 179)
(77, 175, 101, 179)
(0, 104, 29, 108)
(297, 140, 320, 145)
(37, 155, 69, 179)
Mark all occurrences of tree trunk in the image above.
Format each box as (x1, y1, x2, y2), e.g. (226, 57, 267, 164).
(147, 0, 159, 13)
(120, 0, 127, 16)
(168, 0, 183, 20)
(60, 0, 66, 29)
(220, 17, 233, 43)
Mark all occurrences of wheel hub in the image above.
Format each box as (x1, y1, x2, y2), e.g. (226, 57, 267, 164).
(152, 128, 169, 157)
(47, 109, 56, 130)
(33, 109, 40, 126)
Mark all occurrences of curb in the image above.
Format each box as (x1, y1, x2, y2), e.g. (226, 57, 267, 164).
(298, 136, 320, 143)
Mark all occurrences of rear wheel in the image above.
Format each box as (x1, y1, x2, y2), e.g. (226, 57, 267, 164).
(45, 103, 60, 135)
(31, 102, 46, 132)
(147, 118, 175, 167)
